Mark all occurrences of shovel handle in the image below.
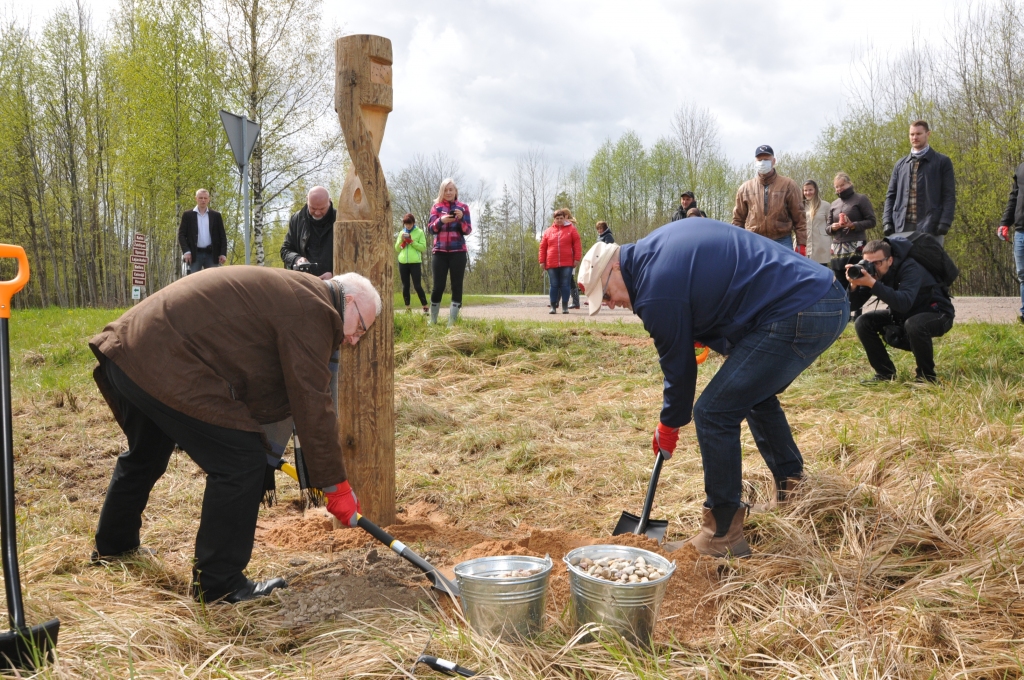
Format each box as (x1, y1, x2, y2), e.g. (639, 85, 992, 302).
(636, 450, 665, 535)
(0, 246, 29, 319)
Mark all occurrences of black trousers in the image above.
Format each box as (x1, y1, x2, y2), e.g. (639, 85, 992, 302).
(854, 310, 954, 379)
(830, 253, 860, 291)
(95, 360, 267, 600)
(399, 262, 427, 306)
(430, 251, 467, 304)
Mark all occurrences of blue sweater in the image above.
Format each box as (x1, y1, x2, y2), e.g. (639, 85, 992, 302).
(620, 218, 835, 428)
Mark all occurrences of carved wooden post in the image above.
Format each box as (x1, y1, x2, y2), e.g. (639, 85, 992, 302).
(334, 35, 395, 525)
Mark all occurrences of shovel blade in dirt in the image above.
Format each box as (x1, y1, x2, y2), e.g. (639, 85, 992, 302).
(0, 620, 60, 671)
(612, 450, 669, 542)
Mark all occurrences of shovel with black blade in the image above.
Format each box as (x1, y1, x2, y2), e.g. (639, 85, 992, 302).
(612, 449, 669, 542)
(0, 245, 59, 670)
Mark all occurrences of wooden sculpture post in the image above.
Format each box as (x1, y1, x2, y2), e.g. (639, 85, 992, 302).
(334, 35, 395, 525)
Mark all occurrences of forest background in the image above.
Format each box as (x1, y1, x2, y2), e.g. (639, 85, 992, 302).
(1, 0, 1022, 306)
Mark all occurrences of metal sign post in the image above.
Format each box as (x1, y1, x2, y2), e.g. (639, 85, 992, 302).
(219, 110, 261, 265)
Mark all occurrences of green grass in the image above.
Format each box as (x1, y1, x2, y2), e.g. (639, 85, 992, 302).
(4, 309, 1024, 678)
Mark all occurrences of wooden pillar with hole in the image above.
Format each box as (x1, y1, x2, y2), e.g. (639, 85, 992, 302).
(333, 35, 395, 525)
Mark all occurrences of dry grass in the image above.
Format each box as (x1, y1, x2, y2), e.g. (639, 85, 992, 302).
(2, 308, 1024, 678)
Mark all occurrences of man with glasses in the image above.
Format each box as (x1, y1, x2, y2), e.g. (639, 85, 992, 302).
(88, 267, 381, 604)
(281, 186, 337, 279)
(848, 239, 954, 384)
(577, 219, 847, 558)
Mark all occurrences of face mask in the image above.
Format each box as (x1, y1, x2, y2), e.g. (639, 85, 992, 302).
(756, 159, 773, 175)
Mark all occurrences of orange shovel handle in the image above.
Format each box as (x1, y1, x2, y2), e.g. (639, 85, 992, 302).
(0, 246, 29, 319)
(695, 342, 709, 365)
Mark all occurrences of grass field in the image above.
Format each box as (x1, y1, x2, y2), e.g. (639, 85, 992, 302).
(3, 307, 1024, 678)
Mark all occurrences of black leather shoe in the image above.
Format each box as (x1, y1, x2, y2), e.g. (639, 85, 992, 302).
(90, 546, 158, 564)
(860, 374, 896, 385)
(223, 577, 288, 604)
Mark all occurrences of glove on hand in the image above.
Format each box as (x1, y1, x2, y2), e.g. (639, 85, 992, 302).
(998, 226, 1010, 242)
(796, 244, 807, 256)
(326, 480, 361, 528)
(652, 422, 680, 460)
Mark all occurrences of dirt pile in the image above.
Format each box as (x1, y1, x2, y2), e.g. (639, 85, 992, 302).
(259, 507, 717, 642)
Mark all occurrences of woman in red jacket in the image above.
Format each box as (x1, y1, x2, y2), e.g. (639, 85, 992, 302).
(538, 208, 582, 314)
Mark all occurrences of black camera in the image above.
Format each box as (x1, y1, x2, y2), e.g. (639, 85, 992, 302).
(294, 261, 316, 274)
(847, 259, 877, 279)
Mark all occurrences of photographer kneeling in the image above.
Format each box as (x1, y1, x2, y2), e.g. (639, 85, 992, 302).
(848, 239, 954, 383)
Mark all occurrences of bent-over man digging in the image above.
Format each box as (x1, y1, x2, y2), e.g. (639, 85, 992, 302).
(578, 218, 848, 557)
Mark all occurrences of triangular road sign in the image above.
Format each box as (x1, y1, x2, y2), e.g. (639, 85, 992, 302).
(219, 110, 260, 168)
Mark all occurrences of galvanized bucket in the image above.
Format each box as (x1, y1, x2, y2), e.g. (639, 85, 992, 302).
(563, 545, 676, 647)
(454, 555, 552, 641)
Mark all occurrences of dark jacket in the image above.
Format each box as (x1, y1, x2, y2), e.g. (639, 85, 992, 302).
(827, 188, 876, 244)
(1000, 160, 1024, 232)
(178, 208, 227, 258)
(671, 201, 698, 222)
(883, 148, 956, 236)
(281, 204, 337, 276)
(598, 228, 615, 244)
(90, 267, 347, 488)
(848, 237, 955, 321)
(620, 218, 834, 428)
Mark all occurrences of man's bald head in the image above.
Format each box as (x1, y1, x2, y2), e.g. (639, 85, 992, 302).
(307, 186, 331, 220)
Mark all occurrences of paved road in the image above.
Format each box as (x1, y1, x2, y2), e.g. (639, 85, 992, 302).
(459, 295, 1022, 324)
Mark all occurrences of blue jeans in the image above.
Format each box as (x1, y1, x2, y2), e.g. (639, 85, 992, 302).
(773, 233, 793, 250)
(547, 266, 573, 308)
(693, 279, 849, 509)
(1015, 231, 1024, 317)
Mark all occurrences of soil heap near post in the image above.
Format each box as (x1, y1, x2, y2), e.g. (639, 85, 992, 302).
(334, 34, 395, 526)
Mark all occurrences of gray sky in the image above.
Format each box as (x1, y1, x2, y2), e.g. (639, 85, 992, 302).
(11, 0, 976, 192)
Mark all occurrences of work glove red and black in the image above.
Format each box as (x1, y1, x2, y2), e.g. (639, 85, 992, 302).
(796, 244, 807, 257)
(998, 226, 1011, 242)
(652, 422, 680, 460)
(326, 480, 361, 528)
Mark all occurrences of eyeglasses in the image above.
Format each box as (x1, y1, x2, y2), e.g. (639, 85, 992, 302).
(347, 299, 369, 344)
(601, 267, 614, 302)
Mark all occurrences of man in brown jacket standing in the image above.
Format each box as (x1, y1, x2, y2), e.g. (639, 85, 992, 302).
(732, 145, 808, 255)
(89, 267, 381, 603)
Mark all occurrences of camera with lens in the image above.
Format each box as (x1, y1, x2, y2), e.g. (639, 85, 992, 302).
(847, 259, 877, 279)
(293, 261, 317, 274)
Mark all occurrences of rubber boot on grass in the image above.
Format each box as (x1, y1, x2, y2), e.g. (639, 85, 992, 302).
(429, 302, 440, 325)
(448, 301, 462, 326)
(667, 503, 751, 558)
(750, 475, 803, 513)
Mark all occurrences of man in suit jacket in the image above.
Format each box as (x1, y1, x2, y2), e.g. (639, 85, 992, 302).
(883, 121, 956, 246)
(178, 189, 227, 273)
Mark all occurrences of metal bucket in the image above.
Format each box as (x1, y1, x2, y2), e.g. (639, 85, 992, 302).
(563, 545, 676, 647)
(454, 555, 552, 641)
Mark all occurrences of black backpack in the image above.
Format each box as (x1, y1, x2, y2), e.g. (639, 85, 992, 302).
(896, 232, 959, 289)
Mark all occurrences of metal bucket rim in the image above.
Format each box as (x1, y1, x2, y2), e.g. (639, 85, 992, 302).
(454, 554, 553, 584)
(563, 545, 675, 586)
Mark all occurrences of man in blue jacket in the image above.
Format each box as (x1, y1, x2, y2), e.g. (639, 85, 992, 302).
(578, 219, 848, 557)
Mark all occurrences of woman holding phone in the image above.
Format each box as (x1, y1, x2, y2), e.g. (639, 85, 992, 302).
(427, 178, 472, 325)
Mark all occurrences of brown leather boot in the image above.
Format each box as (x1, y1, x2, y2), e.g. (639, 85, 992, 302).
(667, 504, 751, 557)
(750, 475, 803, 513)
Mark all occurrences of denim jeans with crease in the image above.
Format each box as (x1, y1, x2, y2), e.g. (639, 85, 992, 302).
(547, 266, 574, 309)
(692, 278, 849, 509)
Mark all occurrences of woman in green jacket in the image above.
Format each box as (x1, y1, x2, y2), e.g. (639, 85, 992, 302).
(395, 212, 429, 312)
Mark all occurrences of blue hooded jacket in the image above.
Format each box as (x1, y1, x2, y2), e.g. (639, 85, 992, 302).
(619, 218, 835, 428)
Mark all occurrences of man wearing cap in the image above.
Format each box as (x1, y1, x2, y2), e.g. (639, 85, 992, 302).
(577, 219, 848, 557)
(88, 267, 380, 603)
(672, 191, 699, 222)
(733, 145, 808, 254)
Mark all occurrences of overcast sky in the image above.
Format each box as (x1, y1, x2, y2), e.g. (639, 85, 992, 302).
(10, 0, 979, 193)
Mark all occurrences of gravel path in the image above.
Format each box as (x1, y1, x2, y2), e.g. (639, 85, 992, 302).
(459, 295, 1022, 324)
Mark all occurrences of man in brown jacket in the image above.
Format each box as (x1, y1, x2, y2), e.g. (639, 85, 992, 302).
(89, 267, 381, 603)
(732, 145, 808, 254)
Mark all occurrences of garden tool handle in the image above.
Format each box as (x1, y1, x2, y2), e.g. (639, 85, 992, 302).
(695, 342, 709, 365)
(636, 450, 665, 535)
(0, 246, 29, 320)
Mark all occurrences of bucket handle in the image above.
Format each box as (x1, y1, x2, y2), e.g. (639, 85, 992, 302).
(0, 246, 29, 319)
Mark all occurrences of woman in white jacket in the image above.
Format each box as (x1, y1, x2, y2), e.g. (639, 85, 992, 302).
(803, 180, 831, 266)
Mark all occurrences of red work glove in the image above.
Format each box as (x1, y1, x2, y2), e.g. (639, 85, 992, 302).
(326, 480, 361, 528)
(796, 244, 807, 256)
(652, 422, 680, 460)
(998, 226, 1010, 242)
